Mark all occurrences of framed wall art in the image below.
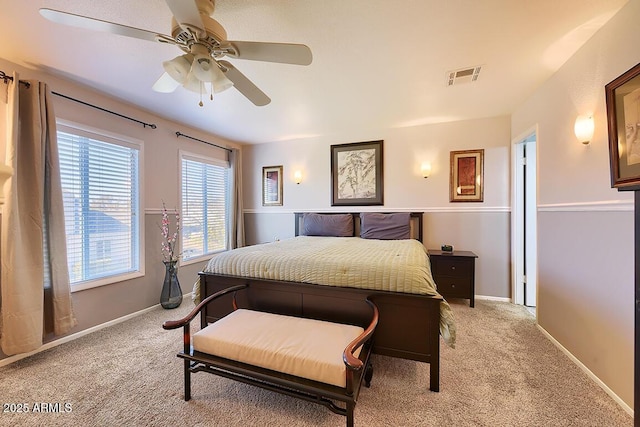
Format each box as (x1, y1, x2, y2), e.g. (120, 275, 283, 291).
(450, 149, 484, 202)
(330, 140, 383, 206)
(606, 62, 640, 190)
(262, 165, 283, 206)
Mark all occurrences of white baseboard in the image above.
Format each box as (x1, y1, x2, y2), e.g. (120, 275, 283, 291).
(537, 324, 633, 417)
(0, 304, 160, 368)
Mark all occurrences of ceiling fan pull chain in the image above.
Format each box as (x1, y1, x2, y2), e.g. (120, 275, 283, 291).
(199, 81, 204, 107)
(210, 82, 214, 101)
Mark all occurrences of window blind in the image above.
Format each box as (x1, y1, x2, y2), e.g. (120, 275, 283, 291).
(57, 131, 140, 284)
(181, 157, 229, 260)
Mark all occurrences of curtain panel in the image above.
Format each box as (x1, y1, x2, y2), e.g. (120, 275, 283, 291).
(229, 148, 245, 249)
(0, 73, 76, 356)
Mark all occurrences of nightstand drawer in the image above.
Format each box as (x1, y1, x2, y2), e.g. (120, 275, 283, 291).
(436, 276, 472, 298)
(432, 257, 473, 278)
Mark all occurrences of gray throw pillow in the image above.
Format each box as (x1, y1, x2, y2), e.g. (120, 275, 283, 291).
(360, 212, 411, 240)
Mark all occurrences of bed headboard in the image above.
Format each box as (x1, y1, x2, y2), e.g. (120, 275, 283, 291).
(294, 212, 424, 242)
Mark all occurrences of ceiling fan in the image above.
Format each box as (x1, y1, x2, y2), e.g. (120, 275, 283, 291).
(39, 0, 312, 106)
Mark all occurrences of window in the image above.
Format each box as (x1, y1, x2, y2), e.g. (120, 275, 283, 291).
(57, 123, 142, 289)
(181, 153, 229, 262)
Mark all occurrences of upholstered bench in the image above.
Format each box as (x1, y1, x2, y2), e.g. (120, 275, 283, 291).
(163, 284, 378, 427)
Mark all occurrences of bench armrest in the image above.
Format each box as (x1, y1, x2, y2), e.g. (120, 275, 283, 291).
(343, 298, 379, 371)
(162, 284, 248, 330)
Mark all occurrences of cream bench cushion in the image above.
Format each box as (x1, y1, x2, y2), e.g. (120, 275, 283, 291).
(192, 309, 365, 388)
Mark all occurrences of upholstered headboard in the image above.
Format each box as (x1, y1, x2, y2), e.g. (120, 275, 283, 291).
(294, 212, 423, 242)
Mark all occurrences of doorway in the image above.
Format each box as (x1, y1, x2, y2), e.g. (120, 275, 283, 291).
(512, 128, 538, 309)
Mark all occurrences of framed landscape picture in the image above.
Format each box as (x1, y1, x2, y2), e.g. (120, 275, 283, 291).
(331, 140, 383, 206)
(450, 149, 484, 202)
(606, 62, 640, 190)
(262, 165, 283, 206)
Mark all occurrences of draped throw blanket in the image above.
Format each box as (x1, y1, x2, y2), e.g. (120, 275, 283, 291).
(0, 73, 77, 356)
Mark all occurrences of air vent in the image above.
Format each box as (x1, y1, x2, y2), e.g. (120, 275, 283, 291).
(447, 66, 482, 86)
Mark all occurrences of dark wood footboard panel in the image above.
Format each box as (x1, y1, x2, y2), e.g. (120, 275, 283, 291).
(199, 272, 442, 391)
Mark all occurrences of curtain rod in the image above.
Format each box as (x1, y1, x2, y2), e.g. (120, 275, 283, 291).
(0, 70, 30, 88)
(52, 91, 156, 129)
(175, 131, 231, 152)
(1, 69, 157, 129)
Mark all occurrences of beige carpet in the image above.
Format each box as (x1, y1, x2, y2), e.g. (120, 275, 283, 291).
(0, 299, 633, 427)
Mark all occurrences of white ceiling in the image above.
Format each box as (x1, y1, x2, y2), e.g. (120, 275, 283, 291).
(0, 0, 629, 144)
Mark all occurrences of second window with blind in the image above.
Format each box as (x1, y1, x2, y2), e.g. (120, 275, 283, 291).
(181, 152, 230, 263)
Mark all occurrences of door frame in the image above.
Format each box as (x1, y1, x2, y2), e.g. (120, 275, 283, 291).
(511, 125, 538, 308)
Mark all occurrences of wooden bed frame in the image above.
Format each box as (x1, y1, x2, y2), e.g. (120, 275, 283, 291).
(199, 212, 442, 391)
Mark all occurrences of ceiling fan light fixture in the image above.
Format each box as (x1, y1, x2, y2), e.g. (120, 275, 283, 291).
(184, 54, 233, 96)
(183, 68, 204, 93)
(163, 54, 192, 84)
(192, 53, 215, 81)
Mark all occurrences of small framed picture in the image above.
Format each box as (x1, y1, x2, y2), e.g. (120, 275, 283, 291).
(450, 149, 484, 202)
(262, 165, 283, 206)
(606, 62, 640, 190)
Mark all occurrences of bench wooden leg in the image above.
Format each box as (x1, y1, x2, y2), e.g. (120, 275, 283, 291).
(346, 401, 355, 427)
(364, 363, 374, 388)
(184, 360, 192, 401)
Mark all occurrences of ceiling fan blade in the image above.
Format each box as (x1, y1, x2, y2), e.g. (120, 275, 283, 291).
(218, 61, 270, 106)
(152, 72, 181, 93)
(39, 8, 174, 44)
(164, 0, 206, 36)
(226, 41, 312, 65)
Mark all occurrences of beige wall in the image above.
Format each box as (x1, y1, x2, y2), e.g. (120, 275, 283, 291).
(511, 0, 639, 408)
(0, 58, 237, 360)
(242, 115, 512, 300)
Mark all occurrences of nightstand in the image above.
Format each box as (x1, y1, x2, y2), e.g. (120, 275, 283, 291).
(427, 249, 478, 307)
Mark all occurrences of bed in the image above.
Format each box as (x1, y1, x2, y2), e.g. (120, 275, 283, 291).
(197, 212, 455, 392)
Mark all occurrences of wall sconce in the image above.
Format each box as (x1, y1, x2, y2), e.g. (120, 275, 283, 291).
(421, 162, 432, 178)
(294, 170, 302, 184)
(574, 115, 594, 145)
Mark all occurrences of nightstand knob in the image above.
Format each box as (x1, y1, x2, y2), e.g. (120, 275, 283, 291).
(451, 284, 455, 288)
(451, 266, 456, 270)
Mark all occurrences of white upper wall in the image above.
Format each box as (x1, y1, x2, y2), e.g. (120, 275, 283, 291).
(244, 115, 511, 212)
(511, 2, 638, 206)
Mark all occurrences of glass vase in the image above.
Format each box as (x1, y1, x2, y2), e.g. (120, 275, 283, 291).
(160, 260, 182, 309)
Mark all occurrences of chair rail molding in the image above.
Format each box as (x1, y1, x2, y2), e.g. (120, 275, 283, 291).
(538, 200, 633, 212)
